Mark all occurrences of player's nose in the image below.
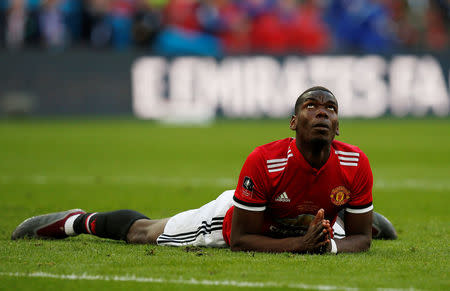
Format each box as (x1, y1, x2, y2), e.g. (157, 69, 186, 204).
(315, 107, 329, 119)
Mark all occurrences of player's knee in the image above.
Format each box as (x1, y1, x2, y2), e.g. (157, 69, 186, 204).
(127, 231, 151, 244)
(126, 218, 168, 244)
(126, 219, 155, 244)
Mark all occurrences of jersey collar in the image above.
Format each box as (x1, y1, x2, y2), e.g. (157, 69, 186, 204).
(290, 138, 335, 175)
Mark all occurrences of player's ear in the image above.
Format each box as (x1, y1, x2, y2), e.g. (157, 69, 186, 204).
(336, 122, 340, 136)
(289, 115, 297, 131)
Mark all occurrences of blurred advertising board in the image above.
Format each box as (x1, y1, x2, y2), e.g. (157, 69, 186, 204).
(1, 52, 449, 118)
(0, 52, 134, 116)
(132, 55, 450, 121)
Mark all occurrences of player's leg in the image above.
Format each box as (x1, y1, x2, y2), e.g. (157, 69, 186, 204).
(12, 190, 234, 245)
(11, 209, 167, 243)
(126, 218, 170, 244)
(70, 210, 153, 241)
(155, 190, 235, 247)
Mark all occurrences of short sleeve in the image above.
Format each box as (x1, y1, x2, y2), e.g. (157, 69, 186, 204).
(233, 148, 269, 211)
(346, 152, 374, 214)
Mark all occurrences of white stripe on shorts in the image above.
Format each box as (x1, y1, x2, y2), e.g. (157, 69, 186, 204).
(157, 217, 224, 245)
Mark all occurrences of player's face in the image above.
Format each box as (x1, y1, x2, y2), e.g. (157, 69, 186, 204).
(290, 90, 339, 144)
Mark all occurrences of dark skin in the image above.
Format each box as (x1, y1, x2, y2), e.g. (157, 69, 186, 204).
(230, 90, 372, 253)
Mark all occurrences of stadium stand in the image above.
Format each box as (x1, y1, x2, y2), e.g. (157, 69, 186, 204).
(0, 0, 448, 54)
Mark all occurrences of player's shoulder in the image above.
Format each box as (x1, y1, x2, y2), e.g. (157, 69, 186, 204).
(245, 138, 293, 166)
(253, 137, 293, 158)
(332, 140, 367, 156)
(332, 140, 370, 168)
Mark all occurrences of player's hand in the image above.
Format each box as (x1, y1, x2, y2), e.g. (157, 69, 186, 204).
(313, 210, 333, 254)
(297, 209, 330, 253)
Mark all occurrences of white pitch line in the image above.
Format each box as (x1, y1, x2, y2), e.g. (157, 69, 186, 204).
(1, 175, 449, 190)
(0, 272, 419, 291)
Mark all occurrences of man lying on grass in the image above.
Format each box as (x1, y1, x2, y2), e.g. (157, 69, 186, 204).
(12, 86, 397, 254)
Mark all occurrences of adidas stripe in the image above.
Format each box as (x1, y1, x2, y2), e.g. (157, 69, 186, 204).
(335, 151, 360, 157)
(335, 150, 360, 166)
(266, 148, 293, 173)
(157, 217, 224, 245)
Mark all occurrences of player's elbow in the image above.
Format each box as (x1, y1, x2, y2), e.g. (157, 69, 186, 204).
(229, 232, 249, 252)
(230, 245, 241, 252)
(229, 237, 244, 252)
(361, 235, 372, 252)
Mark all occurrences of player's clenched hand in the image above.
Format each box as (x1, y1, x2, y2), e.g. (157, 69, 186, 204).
(296, 209, 331, 253)
(313, 216, 333, 254)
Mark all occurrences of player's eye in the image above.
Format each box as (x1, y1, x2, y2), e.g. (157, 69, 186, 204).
(306, 104, 315, 109)
(327, 105, 336, 111)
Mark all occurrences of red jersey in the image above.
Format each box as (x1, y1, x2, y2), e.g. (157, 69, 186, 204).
(222, 138, 373, 245)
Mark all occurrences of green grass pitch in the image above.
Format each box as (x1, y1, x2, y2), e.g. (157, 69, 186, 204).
(0, 118, 449, 290)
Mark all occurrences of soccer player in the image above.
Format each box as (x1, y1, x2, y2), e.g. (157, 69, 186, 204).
(11, 86, 397, 254)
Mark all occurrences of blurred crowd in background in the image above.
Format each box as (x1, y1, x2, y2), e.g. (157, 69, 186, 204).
(1, 0, 449, 55)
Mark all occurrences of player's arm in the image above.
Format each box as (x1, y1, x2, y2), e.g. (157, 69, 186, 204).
(230, 206, 330, 253)
(333, 152, 373, 253)
(230, 147, 331, 253)
(333, 210, 372, 253)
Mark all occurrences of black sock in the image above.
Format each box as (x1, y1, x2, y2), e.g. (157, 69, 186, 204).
(73, 210, 149, 241)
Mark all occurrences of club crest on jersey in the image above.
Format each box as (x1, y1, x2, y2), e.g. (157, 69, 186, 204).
(242, 176, 254, 197)
(330, 186, 350, 206)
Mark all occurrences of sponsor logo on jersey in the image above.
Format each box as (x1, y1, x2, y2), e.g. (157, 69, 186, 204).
(297, 201, 319, 213)
(330, 186, 350, 206)
(275, 192, 290, 202)
(269, 225, 307, 237)
(271, 214, 316, 237)
(242, 176, 254, 197)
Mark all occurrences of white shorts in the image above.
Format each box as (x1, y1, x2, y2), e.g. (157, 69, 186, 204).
(156, 190, 234, 247)
(156, 189, 346, 247)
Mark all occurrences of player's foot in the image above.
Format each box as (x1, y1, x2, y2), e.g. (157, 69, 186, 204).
(11, 209, 86, 240)
(337, 210, 398, 240)
(372, 212, 397, 240)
